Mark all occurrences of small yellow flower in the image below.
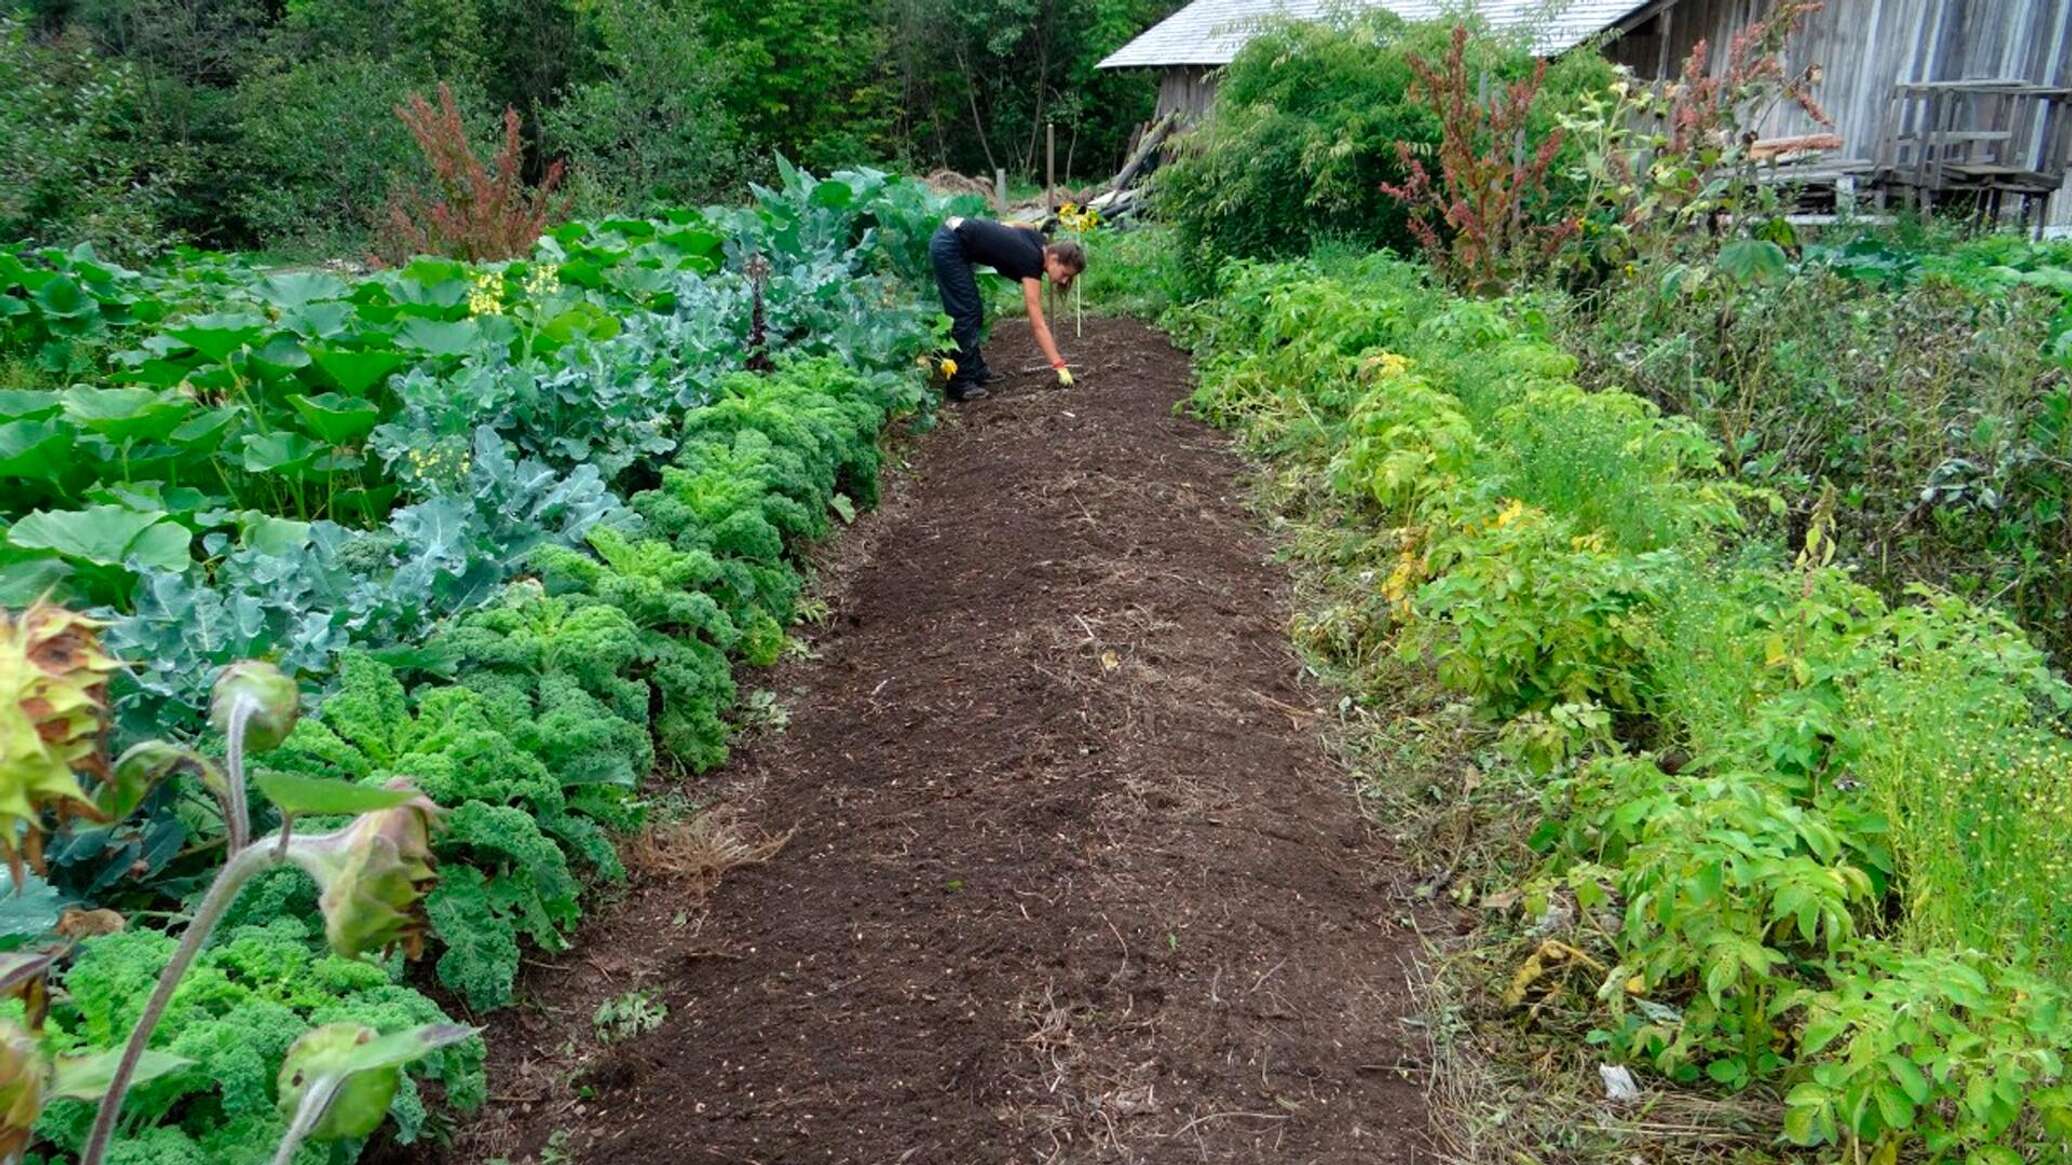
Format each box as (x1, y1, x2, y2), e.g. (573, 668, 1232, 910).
(1056, 201, 1101, 232)
(522, 264, 560, 297)
(938, 358, 958, 378)
(1361, 351, 1412, 381)
(467, 271, 504, 316)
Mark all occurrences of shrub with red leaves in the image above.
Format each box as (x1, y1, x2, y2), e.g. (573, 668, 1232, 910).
(1379, 25, 1576, 295)
(375, 84, 568, 266)
(1558, 0, 1826, 273)
(1665, 0, 1828, 157)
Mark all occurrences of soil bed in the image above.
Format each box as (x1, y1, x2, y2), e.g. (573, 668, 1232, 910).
(443, 317, 1430, 1164)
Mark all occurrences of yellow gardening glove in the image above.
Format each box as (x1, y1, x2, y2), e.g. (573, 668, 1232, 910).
(1055, 364, 1075, 388)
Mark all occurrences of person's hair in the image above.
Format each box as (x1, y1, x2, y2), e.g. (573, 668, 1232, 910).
(1045, 240, 1086, 285)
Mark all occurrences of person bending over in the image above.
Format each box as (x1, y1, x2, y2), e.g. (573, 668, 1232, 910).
(928, 215, 1084, 402)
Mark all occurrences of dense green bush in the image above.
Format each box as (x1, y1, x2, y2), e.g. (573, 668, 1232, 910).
(0, 16, 189, 260)
(1560, 238, 2072, 660)
(232, 58, 475, 258)
(1153, 14, 1611, 283)
(542, 0, 744, 216)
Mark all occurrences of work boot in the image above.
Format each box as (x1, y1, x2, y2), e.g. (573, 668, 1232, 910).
(947, 382, 990, 403)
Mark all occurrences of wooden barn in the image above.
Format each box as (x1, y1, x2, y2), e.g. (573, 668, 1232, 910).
(1097, 0, 2072, 229)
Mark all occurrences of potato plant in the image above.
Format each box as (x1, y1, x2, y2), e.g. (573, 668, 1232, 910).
(1173, 249, 2072, 1161)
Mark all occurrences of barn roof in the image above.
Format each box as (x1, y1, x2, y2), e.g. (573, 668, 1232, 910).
(1097, 0, 1650, 68)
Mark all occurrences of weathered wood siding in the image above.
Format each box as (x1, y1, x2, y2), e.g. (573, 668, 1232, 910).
(1607, 0, 2072, 224)
(1154, 66, 1221, 121)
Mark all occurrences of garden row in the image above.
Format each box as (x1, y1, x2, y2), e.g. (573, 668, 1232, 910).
(2, 163, 977, 1162)
(1170, 250, 2072, 1161)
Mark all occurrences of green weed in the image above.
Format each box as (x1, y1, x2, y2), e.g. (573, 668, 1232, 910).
(592, 991, 668, 1044)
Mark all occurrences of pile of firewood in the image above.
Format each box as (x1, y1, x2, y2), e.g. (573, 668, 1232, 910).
(1085, 112, 1180, 226)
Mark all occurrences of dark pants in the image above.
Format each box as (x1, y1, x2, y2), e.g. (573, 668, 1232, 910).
(930, 225, 987, 391)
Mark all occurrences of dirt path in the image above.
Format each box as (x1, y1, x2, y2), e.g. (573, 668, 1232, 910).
(451, 318, 1430, 1164)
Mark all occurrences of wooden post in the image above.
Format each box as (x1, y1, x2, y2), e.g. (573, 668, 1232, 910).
(1653, 4, 1673, 82)
(1046, 122, 1056, 212)
(1046, 121, 1057, 322)
(994, 168, 1007, 213)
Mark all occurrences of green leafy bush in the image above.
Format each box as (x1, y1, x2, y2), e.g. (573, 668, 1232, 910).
(231, 57, 452, 259)
(1413, 502, 1677, 721)
(544, 0, 744, 215)
(0, 17, 189, 261)
(1562, 241, 2072, 659)
(1331, 359, 1481, 519)
(1153, 15, 1609, 283)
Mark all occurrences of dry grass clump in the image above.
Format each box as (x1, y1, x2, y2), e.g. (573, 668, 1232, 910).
(624, 808, 792, 896)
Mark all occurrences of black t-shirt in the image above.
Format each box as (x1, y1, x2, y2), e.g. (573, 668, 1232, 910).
(954, 219, 1047, 281)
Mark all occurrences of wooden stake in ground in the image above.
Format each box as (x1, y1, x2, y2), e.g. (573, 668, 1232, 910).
(1046, 122, 1056, 212)
(1046, 121, 1057, 323)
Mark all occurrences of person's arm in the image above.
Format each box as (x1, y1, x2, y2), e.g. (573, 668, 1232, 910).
(1022, 278, 1071, 382)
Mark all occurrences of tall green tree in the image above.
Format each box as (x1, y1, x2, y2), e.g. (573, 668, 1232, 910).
(545, 0, 743, 213)
(0, 13, 190, 256)
(696, 0, 894, 171)
(883, 0, 1172, 181)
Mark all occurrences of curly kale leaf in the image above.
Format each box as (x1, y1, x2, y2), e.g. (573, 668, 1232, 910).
(38, 918, 483, 1161)
(647, 633, 735, 770)
(425, 866, 523, 1013)
(418, 801, 586, 1010)
(265, 651, 633, 1013)
(434, 584, 649, 722)
(445, 802, 580, 944)
(533, 527, 740, 649)
(269, 655, 577, 825)
(422, 804, 585, 1012)
(683, 359, 887, 512)
(636, 430, 811, 557)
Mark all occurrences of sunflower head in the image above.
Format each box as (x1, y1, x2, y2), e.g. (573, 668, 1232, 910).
(0, 603, 118, 880)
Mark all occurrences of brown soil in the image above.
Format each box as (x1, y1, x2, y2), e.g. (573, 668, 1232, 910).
(442, 317, 1431, 1164)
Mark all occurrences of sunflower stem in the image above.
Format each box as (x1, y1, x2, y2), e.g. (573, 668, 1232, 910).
(80, 838, 282, 1165)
